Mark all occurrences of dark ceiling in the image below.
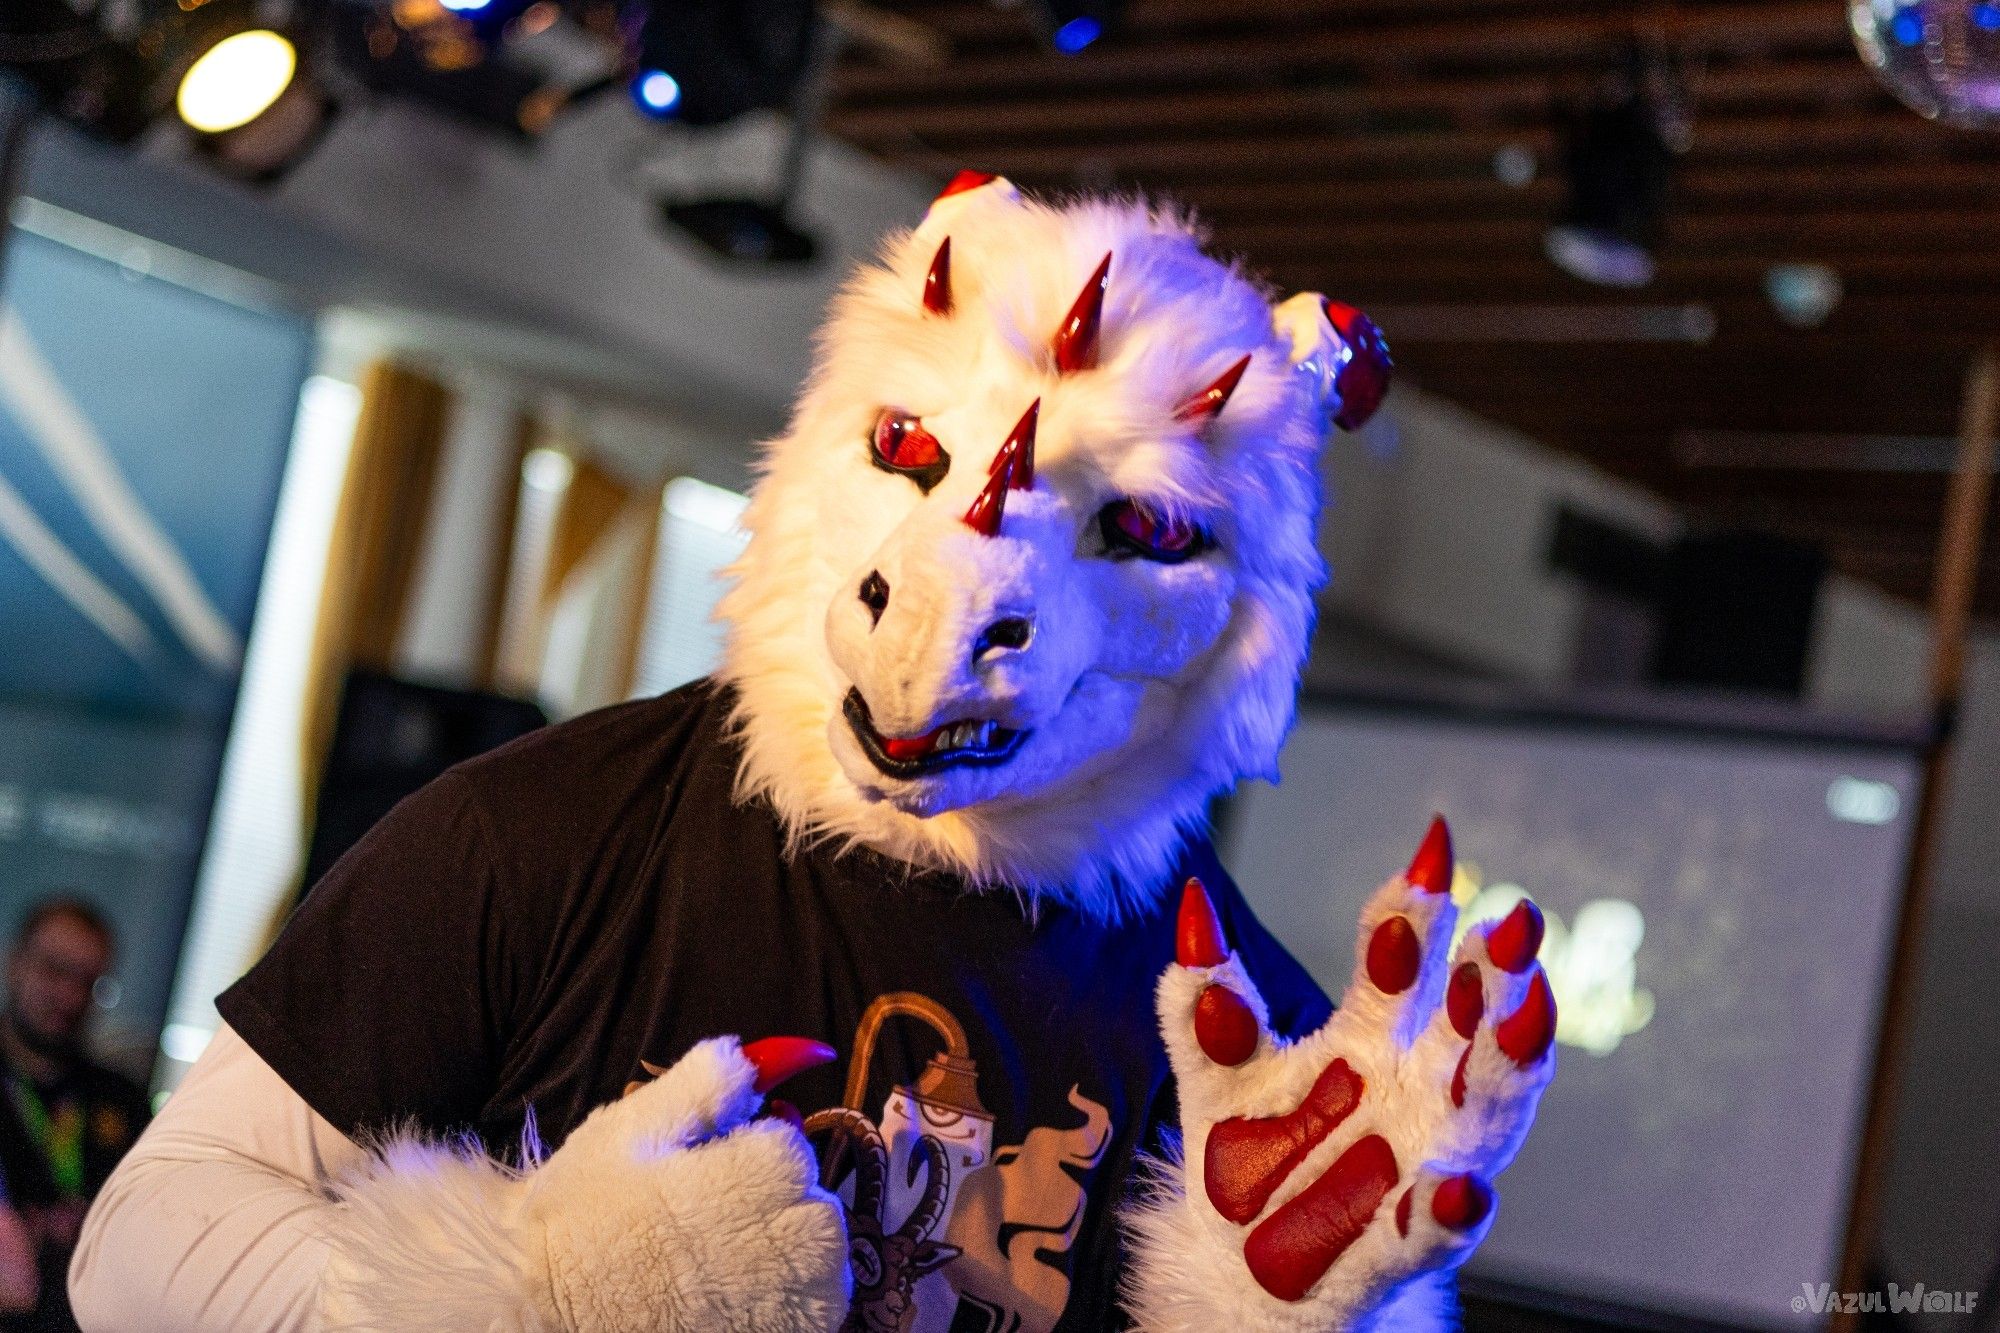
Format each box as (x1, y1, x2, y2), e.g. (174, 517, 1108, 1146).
(824, 0, 2000, 618)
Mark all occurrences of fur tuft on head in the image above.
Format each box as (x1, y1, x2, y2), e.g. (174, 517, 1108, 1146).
(717, 180, 1355, 920)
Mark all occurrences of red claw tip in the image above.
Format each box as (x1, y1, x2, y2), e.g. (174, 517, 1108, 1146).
(1431, 1173, 1494, 1231)
(922, 237, 952, 316)
(1450, 1045, 1471, 1107)
(1496, 971, 1557, 1067)
(1487, 899, 1545, 974)
(936, 169, 998, 201)
(1174, 353, 1252, 423)
(1395, 1186, 1414, 1238)
(1052, 252, 1112, 374)
(1194, 984, 1259, 1066)
(1405, 815, 1453, 894)
(1177, 877, 1229, 967)
(962, 459, 1011, 536)
(742, 1037, 837, 1094)
(764, 1098, 805, 1131)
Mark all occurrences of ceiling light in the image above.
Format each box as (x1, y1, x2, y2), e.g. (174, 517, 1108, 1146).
(175, 28, 296, 132)
(1545, 56, 1683, 288)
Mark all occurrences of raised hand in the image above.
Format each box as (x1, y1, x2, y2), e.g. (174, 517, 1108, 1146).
(324, 1036, 853, 1333)
(1127, 818, 1555, 1331)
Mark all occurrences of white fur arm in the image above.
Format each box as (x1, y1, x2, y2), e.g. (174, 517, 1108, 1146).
(69, 1023, 365, 1331)
(71, 1027, 852, 1333)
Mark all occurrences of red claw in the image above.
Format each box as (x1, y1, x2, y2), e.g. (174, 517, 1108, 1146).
(1405, 815, 1453, 894)
(936, 169, 998, 201)
(1365, 916, 1420, 994)
(742, 1037, 837, 1094)
(1177, 876, 1229, 968)
(1053, 252, 1112, 373)
(1447, 962, 1484, 1038)
(1395, 1186, 1414, 1237)
(1451, 1045, 1471, 1107)
(1194, 984, 1259, 1067)
(1496, 971, 1557, 1066)
(1488, 899, 1545, 974)
(922, 237, 952, 315)
(1431, 1173, 1495, 1231)
(764, 1098, 805, 1131)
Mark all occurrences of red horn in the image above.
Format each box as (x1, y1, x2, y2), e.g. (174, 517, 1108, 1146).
(923, 237, 952, 316)
(1175, 353, 1252, 423)
(1052, 252, 1112, 374)
(986, 400, 1039, 490)
(962, 460, 1012, 537)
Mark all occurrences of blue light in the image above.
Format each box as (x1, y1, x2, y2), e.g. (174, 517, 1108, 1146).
(1052, 16, 1101, 53)
(1889, 10, 1924, 44)
(634, 70, 682, 117)
(1974, 3, 2000, 30)
(439, 0, 492, 12)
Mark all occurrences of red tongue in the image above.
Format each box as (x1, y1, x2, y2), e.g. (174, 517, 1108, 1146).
(881, 726, 945, 762)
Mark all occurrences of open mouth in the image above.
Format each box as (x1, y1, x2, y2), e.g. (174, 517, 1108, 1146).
(843, 689, 1029, 778)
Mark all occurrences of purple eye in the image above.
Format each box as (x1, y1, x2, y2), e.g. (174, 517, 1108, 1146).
(1100, 499, 1207, 563)
(869, 409, 949, 491)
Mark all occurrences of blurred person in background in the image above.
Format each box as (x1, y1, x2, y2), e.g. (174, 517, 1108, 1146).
(0, 899, 147, 1331)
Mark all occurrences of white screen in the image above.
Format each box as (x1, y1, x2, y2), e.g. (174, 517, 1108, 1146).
(1221, 702, 1920, 1330)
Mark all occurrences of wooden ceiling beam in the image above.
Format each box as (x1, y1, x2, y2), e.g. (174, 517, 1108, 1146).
(828, 57, 1882, 144)
(833, 0, 1847, 103)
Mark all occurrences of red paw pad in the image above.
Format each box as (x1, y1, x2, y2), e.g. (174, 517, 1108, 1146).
(1206, 1059, 1365, 1224)
(1365, 917, 1420, 994)
(1243, 1134, 1400, 1301)
(1488, 899, 1545, 974)
(1496, 971, 1557, 1066)
(1447, 962, 1484, 1038)
(1431, 1173, 1495, 1231)
(1195, 984, 1260, 1067)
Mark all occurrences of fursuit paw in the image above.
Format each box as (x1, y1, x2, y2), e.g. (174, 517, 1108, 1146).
(324, 1036, 851, 1333)
(1125, 818, 1555, 1333)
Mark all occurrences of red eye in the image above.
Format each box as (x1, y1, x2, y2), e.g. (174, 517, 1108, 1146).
(871, 410, 943, 471)
(1101, 500, 1206, 563)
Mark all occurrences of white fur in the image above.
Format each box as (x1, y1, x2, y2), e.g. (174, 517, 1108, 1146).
(1122, 873, 1556, 1331)
(716, 183, 1338, 920)
(319, 1039, 851, 1332)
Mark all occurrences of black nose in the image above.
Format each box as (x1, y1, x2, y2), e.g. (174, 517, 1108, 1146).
(973, 615, 1033, 662)
(859, 571, 890, 626)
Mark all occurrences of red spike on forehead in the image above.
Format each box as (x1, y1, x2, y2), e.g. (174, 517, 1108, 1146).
(936, 169, 997, 202)
(1174, 354, 1252, 423)
(923, 238, 952, 316)
(1052, 252, 1112, 374)
(987, 400, 1039, 490)
(962, 461, 1010, 537)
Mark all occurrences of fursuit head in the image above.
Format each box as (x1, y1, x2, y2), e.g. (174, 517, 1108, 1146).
(717, 173, 1391, 916)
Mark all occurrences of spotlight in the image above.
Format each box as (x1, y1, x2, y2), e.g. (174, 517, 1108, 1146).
(1033, 2, 1121, 54)
(631, 0, 815, 127)
(1545, 54, 1684, 288)
(633, 68, 681, 117)
(1764, 263, 1843, 328)
(176, 29, 297, 133)
(1052, 16, 1102, 53)
(439, 0, 495, 11)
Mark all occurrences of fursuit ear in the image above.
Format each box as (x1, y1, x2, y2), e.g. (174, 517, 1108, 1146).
(1272, 293, 1394, 432)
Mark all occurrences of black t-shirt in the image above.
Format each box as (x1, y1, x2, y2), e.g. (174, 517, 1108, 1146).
(220, 678, 1331, 1333)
